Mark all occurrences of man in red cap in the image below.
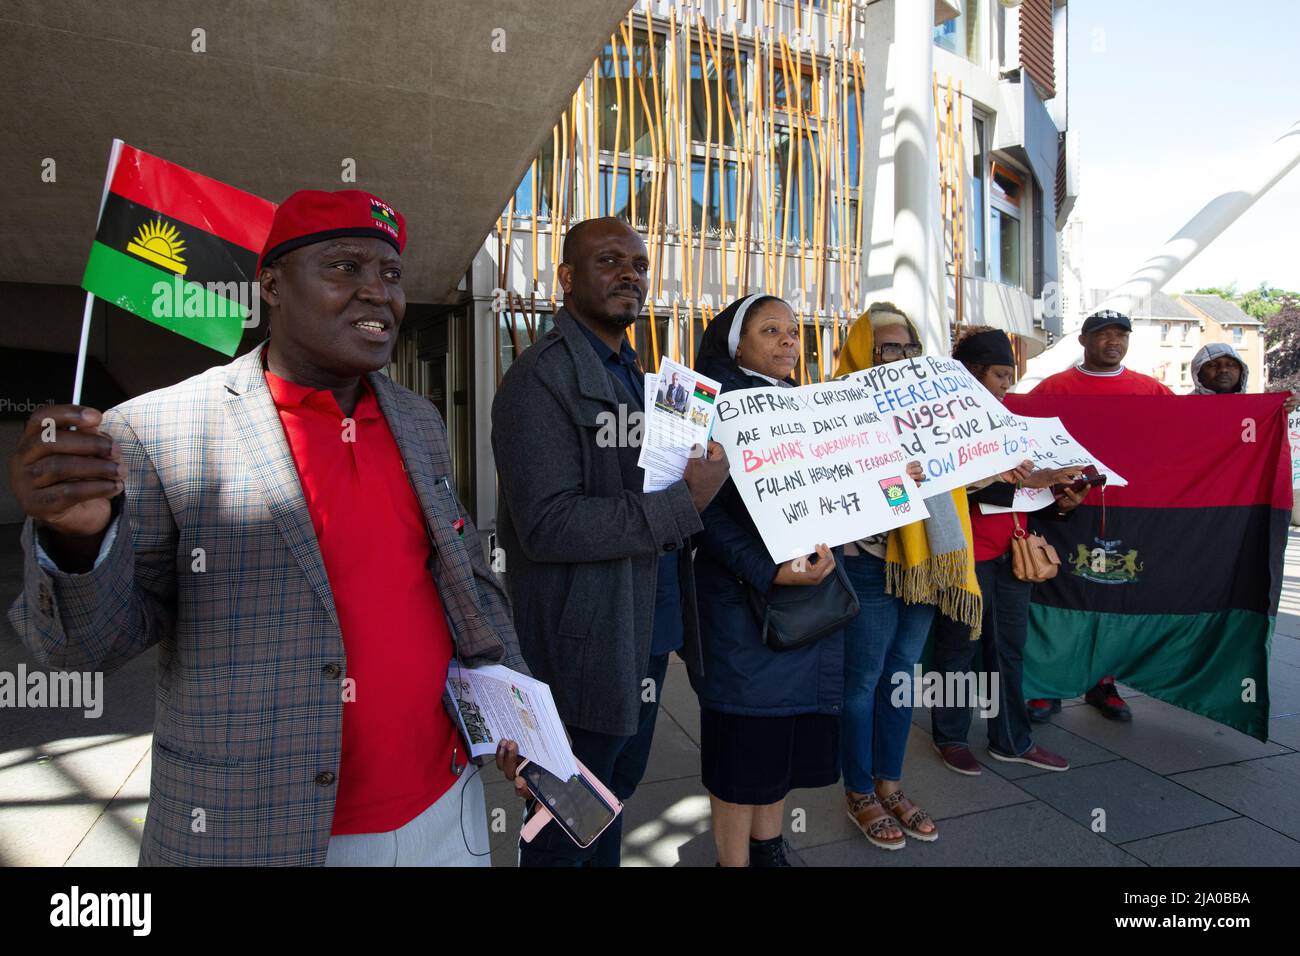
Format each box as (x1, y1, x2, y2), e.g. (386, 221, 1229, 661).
(9, 189, 527, 866)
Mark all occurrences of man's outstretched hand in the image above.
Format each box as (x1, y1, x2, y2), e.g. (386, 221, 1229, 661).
(11, 405, 123, 570)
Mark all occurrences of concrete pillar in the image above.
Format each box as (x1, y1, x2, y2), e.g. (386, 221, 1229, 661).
(1101, 121, 1300, 316)
(892, 0, 945, 354)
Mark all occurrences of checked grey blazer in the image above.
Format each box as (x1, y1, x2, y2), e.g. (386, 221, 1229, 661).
(9, 341, 525, 866)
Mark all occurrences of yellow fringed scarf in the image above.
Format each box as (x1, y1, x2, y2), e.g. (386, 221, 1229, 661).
(835, 308, 983, 638)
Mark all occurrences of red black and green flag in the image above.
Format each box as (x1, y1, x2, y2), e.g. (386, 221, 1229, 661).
(81, 142, 276, 356)
(1005, 394, 1292, 741)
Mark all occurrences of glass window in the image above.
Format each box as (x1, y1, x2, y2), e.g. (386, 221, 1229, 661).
(690, 48, 747, 146)
(933, 0, 984, 67)
(771, 126, 820, 243)
(828, 196, 859, 246)
(991, 209, 1021, 289)
(691, 158, 739, 237)
(597, 33, 667, 157)
(772, 62, 816, 115)
(1161, 323, 1170, 342)
(989, 163, 1023, 289)
(598, 165, 654, 228)
(631, 314, 671, 365)
(512, 147, 557, 218)
(844, 84, 861, 178)
(498, 310, 555, 376)
(1233, 326, 1244, 344)
(970, 117, 987, 277)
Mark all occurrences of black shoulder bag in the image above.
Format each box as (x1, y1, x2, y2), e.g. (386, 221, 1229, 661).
(748, 557, 861, 652)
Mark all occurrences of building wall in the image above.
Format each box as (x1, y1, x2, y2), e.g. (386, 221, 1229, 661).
(463, 0, 1072, 530)
(1131, 316, 1199, 391)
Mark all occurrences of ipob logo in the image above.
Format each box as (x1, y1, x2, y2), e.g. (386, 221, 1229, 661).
(879, 477, 910, 511)
(1071, 536, 1143, 584)
(370, 199, 399, 239)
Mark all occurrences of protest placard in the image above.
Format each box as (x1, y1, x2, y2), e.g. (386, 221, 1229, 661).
(711, 379, 929, 563)
(836, 354, 1032, 495)
(976, 416, 1128, 513)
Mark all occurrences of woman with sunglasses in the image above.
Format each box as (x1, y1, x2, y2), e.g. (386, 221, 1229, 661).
(830, 302, 982, 850)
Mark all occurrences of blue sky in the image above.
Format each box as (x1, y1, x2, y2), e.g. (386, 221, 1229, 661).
(1068, 0, 1298, 294)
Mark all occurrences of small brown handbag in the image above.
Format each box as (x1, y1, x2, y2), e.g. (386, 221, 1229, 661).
(1009, 509, 1060, 583)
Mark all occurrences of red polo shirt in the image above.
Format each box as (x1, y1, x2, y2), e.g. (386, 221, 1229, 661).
(1032, 365, 1174, 396)
(265, 369, 459, 835)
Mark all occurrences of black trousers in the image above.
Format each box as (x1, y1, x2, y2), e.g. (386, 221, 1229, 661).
(930, 555, 1034, 757)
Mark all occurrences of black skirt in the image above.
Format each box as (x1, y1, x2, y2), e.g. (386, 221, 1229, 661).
(700, 708, 841, 805)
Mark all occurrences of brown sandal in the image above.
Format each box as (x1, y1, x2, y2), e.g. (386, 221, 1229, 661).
(878, 789, 939, 842)
(846, 791, 905, 850)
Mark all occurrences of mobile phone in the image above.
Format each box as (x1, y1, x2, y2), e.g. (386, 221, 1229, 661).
(1052, 464, 1107, 496)
(517, 758, 623, 849)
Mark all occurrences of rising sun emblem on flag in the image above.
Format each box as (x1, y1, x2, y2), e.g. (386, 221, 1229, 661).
(126, 218, 188, 275)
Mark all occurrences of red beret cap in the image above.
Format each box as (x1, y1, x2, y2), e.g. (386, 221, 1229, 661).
(257, 189, 406, 273)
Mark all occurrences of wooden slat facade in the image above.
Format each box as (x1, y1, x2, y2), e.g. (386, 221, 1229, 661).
(1019, 0, 1055, 100)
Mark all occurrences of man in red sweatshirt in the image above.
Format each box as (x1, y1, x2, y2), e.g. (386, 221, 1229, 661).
(1028, 309, 1172, 723)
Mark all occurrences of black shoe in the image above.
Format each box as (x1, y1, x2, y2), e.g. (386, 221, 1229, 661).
(1026, 698, 1061, 723)
(749, 836, 792, 867)
(1085, 678, 1132, 721)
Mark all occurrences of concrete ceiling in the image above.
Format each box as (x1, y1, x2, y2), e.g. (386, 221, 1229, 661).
(0, 0, 635, 303)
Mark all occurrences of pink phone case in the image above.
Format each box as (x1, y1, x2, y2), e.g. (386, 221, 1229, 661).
(518, 757, 624, 848)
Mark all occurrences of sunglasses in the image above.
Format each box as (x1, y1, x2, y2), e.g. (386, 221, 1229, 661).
(876, 343, 923, 360)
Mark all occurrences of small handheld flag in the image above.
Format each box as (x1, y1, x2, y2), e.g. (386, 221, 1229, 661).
(74, 140, 276, 401)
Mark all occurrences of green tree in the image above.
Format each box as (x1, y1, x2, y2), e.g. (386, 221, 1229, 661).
(1187, 281, 1287, 321)
(1264, 296, 1300, 394)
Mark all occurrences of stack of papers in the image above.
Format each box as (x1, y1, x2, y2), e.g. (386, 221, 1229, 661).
(446, 663, 578, 781)
(640, 357, 722, 491)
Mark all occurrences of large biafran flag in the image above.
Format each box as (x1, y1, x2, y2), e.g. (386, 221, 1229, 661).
(81, 144, 276, 356)
(1004, 394, 1292, 741)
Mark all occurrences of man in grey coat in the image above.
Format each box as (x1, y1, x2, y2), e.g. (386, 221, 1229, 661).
(492, 217, 729, 866)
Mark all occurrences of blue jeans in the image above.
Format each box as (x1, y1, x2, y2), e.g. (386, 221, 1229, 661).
(518, 653, 669, 867)
(840, 552, 935, 792)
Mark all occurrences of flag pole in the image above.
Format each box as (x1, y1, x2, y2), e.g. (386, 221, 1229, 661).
(71, 292, 95, 404)
(73, 138, 125, 405)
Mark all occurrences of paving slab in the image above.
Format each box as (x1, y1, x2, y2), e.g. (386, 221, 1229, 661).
(1170, 752, 1300, 842)
(617, 776, 713, 867)
(1015, 759, 1238, 844)
(1269, 635, 1300, 669)
(786, 724, 1035, 852)
(1266, 660, 1300, 714)
(1051, 693, 1289, 775)
(1118, 816, 1300, 867)
(798, 801, 1144, 867)
(65, 747, 151, 866)
(0, 731, 152, 866)
(640, 704, 701, 786)
(657, 660, 700, 745)
(1266, 715, 1300, 749)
